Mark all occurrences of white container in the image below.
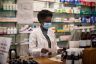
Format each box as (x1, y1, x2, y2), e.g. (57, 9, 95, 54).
(7, 4, 10, 10)
(5, 4, 8, 10)
(3, 4, 7, 10)
(10, 27, 14, 34)
(15, 4, 17, 10)
(13, 27, 17, 34)
(79, 40, 87, 47)
(86, 40, 91, 47)
(30, 48, 41, 58)
(7, 28, 11, 34)
(74, 51, 79, 64)
(79, 50, 83, 64)
(3, 27, 7, 34)
(9, 4, 12, 10)
(66, 50, 72, 64)
(69, 41, 80, 48)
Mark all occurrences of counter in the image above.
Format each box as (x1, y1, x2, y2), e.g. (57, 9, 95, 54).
(8, 56, 64, 64)
(7, 48, 96, 64)
(83, 48, 96, 64)
(34, 57, 64, 64)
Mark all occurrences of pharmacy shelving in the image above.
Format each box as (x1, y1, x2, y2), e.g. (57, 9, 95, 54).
(0, 0, 17, 42)
(31, 0, 96, 49)
(0, 0, 18, 59)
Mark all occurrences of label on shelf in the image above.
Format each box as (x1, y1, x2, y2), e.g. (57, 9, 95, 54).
(79, 40, 87, 47)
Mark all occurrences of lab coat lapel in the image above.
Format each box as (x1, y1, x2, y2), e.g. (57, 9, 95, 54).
(47, 29, 53, 43)
(38, 27, 47, 40)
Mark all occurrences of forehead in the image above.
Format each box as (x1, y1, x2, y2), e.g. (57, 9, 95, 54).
(44, 17, 52, 20)
(43, 17, 52, 23)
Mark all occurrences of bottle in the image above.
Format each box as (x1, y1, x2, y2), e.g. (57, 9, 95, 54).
(61, 50, 67, 61)
(12, 4, 14, 10)
(10, 27, 14, 34)
(80, 29, 86, 48)
(9, 4, 12, 10)
(11, 50, 16, 59)
(86, 29, 91, 48)
(7, 28, 11, 34)
(3, 27, 7, 35)
(69, 0, 75, 4)
(9, 49, 17, 60)
(15, 4, 17, 10)
(66, 50, 72, 64)
(94, 16, 96, 25)
(75, 0, 80, 5)
(90, 16, 94, 24)
(0, 27, 3, 35)
(13, 4, 16, 10)
(60, 0, 65, 2)
(91, 30, 96, 48)
(3, 3, 6, 10)
(13, 27, 17, 34)
(7, 4, 10, 10)
(82, 17, 86, 23)
(74, 51, 79, 64)
(79, 49, 83, 64)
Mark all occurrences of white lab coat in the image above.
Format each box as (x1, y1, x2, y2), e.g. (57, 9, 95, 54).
(29, 27, 59, 57)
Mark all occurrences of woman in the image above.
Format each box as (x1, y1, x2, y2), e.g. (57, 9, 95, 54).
(29, 10, 59, 57)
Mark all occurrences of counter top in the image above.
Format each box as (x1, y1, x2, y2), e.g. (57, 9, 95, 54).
(34, 57, 64, 64)
(83, 48, 96, 64)
(8, 56, 65, 64)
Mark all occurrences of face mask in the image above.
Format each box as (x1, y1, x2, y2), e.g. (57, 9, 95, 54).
(43, 23, 52, 29)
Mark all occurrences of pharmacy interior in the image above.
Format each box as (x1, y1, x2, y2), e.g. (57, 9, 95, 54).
(0, 0, 96, 64)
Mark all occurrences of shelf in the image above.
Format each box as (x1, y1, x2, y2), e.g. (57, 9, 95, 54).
(0, 34, 17, 35)
(54, 12, 80, 15)
(33, 8, 55, 12)
(33, 0, 56, 3)
(33, 22, 95, 26)
(74, 26, 95, 30)
(54, 12, 93, 15)
(33, 22, 75, 24)
(52, 22, 81, 24)
(60, 2, 95, 7)
(0, 18, 17, 22)
(55, 31, 70, 33)
(19, 31, 32, 34)
(0, 10, 17, 12)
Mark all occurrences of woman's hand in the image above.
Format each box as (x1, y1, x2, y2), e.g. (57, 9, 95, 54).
(41, 48, 49, 54)
(57, 47, 66, 54)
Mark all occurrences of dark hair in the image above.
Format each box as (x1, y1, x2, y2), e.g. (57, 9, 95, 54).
(37, 10, 53, 23)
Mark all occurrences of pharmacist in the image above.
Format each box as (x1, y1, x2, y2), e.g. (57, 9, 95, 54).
(29, 10, 60, 57)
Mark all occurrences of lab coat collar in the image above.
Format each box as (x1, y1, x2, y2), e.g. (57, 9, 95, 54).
(38, 27, 51, 36)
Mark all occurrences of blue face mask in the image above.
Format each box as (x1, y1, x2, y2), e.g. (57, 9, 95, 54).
(43, 23, 52, 29)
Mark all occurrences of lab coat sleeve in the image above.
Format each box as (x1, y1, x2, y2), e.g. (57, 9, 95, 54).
(29, 31, 42, 55)
(53, 32, 60, 50)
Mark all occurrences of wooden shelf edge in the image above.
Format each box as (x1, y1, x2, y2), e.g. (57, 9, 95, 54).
(0, 18, 17, 22)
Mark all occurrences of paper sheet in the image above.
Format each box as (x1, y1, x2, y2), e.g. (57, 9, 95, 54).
(49, 57, 62, 62)
(0, 37, 12, 64)
(48, 55, 62, 62)
(17, 0, 33, 24)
